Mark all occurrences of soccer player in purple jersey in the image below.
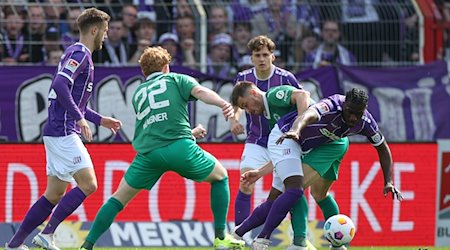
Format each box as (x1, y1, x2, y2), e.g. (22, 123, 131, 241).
(5, 8, 122, 250)
(238, 88, 403, 250)
(230, 35, 306, 231)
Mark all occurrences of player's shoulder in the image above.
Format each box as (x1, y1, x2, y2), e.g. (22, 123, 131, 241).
(273, 66, 295, 78)
(237, 68, 254, 77)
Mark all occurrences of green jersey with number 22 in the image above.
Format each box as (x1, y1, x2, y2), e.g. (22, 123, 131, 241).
(132, 72, 199, 154)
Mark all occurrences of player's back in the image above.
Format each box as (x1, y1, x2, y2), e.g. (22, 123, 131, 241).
(43, 42, 94, 137)
(278, 94, 379, 151)
(132, 72, 197, 154)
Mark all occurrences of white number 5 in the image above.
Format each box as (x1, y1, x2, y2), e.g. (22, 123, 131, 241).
(135, 80, 170, 120)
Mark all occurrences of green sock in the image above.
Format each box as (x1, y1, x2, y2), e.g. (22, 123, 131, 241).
(290, 195, 308, 246)
(318, 195, 339, 220)
(85, 197, 124, 245)
(211, 177, 230, 240)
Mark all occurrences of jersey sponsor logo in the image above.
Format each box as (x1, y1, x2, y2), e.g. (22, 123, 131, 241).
(275, 90, 285, 100)
(273, 114, 281, 121)
(316, 102, 330, 114)
(319, 128, 341, 141)
(371, 132, 382, 144)
(86, 82, 93, 92)
(65, 59, 80, 73)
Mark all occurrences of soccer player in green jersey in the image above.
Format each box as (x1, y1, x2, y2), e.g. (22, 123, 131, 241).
(80, 46, 245, 250)
(231, 81, 348, 250)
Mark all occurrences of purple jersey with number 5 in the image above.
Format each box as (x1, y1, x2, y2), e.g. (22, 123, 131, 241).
(278, 94, 384, 151)
(43, 43, 95, 137)
(234, 66, 302, 147)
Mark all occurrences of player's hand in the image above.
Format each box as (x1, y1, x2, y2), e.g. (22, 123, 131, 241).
(276, 130, 300, 144)
(384, 182, 403, 201)
(230, 118, 245, 135)
(222, 102, 234, 121)
(77, 118, 93, 142)
(100, 117, 122, 134)
(241, 170, 263, 186)
(192, 124, 207, 139)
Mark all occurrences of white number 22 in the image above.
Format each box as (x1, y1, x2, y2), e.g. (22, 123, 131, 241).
(135, 80, 170, 120)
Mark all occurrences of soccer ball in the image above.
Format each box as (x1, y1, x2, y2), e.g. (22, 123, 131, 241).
(323, 214, 356, 246)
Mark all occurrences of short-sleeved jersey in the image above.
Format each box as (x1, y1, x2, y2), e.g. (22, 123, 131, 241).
(132, 72, 199, 154)
(278, 94, 384, 151)
(43, 42, 95, 137)
(264, 85, 298, 129)
(234, 66, 302, 147)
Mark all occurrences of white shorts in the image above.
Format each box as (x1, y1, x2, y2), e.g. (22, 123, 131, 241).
(43, 134, 93, 182)
(268, 125, 303, 192)
(240, 143, 271, 170)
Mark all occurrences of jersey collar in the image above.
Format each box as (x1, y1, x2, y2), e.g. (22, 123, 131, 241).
(146, 72, 163, 81)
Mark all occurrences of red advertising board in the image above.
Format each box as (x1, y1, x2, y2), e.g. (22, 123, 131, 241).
(0, 143, 437, 246)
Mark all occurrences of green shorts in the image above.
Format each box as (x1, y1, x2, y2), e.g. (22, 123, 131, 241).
(302, 137, 349, 181)
(125, 138, 216, 190)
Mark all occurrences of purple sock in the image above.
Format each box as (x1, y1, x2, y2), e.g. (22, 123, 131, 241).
(234, 190, 251, 226)
(42, 187, 86, 234)
(8, 196, 55, 248)
(258, 188, 303, 239)
(235, 200, 273, 237)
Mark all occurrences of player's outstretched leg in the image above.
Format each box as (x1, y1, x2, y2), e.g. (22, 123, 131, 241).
(80, 177, 140, 250)
(204, 160, 244, 250)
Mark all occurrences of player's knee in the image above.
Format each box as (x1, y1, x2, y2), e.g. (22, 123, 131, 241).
(283, 175, 303, 190)
(78, 181, 98, 196)
(311, 189, 328, 202)
(44, 190, 65, 204)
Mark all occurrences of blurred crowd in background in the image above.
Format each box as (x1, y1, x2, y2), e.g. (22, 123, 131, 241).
(0, 0, 424, 76)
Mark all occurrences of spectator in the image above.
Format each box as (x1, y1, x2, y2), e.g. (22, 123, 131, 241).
(304, 20, 356, 69)
(61, 7, 81, 50)
(292, 30, 319, 72)
(207, 33, 236, 79)
(44, 48, 63, 65)
(250, 0, 298, 41)
(175, 14, 196, 40)
(237, 54, 253, 71)
(208, 6, 231, 42)
(27, 4, 47, 63)
(293, 0, 321, 35)
(159, 32, 197, 69)
(41, 26, 63, 63)
(129, 17, 157, 64)
(1, 9, 29, 64)
(232, 21, 252, 63)
(174, 0, 193, 18)
(121, 4, 138, 45)
(93, 16, 130, 66)
(42, 0, 67, 33)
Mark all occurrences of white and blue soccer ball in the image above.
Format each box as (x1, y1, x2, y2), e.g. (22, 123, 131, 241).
(323, 214, 356, 246)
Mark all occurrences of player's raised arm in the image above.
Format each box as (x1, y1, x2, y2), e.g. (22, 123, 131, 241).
(276, 107, 319, 144)
(290, 89, 311, 117)
(190, 85, 234, 121)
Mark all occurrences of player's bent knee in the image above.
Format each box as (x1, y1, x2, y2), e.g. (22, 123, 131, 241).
(283, 175, 303, 189)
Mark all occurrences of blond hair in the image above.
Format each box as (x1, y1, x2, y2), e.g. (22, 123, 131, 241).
(139, 46, 172, 76)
